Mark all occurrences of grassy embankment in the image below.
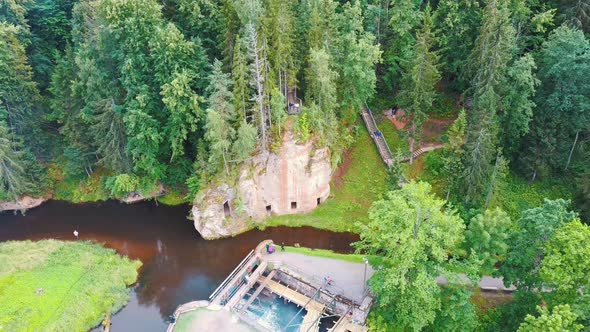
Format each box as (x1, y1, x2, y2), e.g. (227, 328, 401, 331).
(282, 246, 366, 263)
(262, 125, 390, 233)
(0, 240, 141, 331)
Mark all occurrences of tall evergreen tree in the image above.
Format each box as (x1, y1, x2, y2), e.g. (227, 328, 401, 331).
(398, 6, 440, 164)
(463, 0, 516, 205)
(0, 118, 33, 200)
(520, 26, 590, 179)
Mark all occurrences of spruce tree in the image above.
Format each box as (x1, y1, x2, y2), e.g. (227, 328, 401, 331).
(398, 6, 440, 164)
(463, 0, 516, 205)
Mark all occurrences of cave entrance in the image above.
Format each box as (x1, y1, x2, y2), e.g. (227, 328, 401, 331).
(266, 205, 272, 215)
(317, 197, 321, 206)
(223, 201, 231, 217)
(291, 202, 297, 210)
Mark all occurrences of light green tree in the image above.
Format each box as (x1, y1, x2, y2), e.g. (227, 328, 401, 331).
(466, 207, 512, 271)
(517, 305, 583, 332)
(541, 220, 590, 322)
(205, 110, 234, 175)
(306, 47, 338, 114)
(497, 199, 577, 291)
(441, 110, 466, 201)
(355, 181, 465, 331)
(232, 121, 257, 162)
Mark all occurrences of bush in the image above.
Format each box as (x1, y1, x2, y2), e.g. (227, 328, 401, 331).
(104, 174, 139, 198)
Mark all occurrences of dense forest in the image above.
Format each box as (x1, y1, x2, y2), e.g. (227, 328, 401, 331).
(1, 0, 589, 330)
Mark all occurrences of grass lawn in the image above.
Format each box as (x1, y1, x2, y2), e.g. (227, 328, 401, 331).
(282, 246, 365, 263)
(261, 124, 389, 233)
(0, 240, 141, 331)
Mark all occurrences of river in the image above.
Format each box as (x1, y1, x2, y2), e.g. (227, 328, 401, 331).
(0, 200, 358, 331)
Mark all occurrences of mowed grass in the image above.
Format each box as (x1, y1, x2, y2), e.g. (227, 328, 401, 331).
(262, 125, 389, 233)
(282, 246, 365, 263)
(0, 240, 141, 332)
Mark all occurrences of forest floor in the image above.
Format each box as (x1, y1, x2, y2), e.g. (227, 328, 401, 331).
(0, 240, 141, 331)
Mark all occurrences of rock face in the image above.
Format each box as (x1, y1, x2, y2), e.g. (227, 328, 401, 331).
(0, 196, 47, 212)
(192, 131, 332, 239)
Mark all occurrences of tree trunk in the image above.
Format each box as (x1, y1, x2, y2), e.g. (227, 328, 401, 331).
(409, 119, 416, 165)
(565, 130, 579, 171)
(222, 149, 229, 176)
(484, 153, 501, 208)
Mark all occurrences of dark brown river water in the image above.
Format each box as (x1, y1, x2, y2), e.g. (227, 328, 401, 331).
(0, 200, 358, 331)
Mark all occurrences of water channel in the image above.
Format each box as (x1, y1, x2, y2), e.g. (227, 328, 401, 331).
(0, 200, 358, 331)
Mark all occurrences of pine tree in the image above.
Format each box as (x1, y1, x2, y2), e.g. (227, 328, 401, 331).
(463, 0, 516, 205)
(0, 23, 41, 142)
(306, 47, 338, 114)
(233, 121, 257, 162)
(0, 118, 33, 200)
(398, 6, 440, 164)
(232, 34, 251, 123)
(334, 0, 381, 116)
(246, 23, 269, 149)
(205, 110, 234, 175)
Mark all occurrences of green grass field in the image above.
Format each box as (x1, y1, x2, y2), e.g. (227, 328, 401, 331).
(0, 240, 141, 332)
(262, 125, 389, 233)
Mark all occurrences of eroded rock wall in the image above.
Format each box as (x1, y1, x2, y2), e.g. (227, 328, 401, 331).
(192, 132, 332, 239)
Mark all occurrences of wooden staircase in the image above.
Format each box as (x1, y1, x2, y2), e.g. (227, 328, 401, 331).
(361, 105, 394, 168)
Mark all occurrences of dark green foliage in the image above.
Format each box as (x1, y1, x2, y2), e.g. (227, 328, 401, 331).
(497, 199, 576, 290)
(519, 26, 590, 179)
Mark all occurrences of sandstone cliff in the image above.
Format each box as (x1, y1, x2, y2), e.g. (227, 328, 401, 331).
(192, 131, 332, 239)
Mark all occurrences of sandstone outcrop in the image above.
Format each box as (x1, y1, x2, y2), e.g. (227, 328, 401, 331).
(192, 131, 332, 239)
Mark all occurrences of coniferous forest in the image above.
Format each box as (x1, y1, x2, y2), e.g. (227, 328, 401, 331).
(1, 0, 590, 330)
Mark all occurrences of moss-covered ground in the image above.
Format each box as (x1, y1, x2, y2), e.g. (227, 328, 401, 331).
(0, 240, 141, 331)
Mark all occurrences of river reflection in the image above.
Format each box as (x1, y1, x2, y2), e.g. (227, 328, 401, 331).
(0, 200, 358, 331)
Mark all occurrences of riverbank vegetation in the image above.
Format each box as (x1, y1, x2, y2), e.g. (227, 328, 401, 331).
(0, 240, 141, 331)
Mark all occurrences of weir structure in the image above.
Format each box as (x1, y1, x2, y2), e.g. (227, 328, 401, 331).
(168, 240, 371, 332)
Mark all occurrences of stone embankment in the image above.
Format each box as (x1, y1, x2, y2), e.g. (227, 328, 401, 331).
(192, 130, 332, 239)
